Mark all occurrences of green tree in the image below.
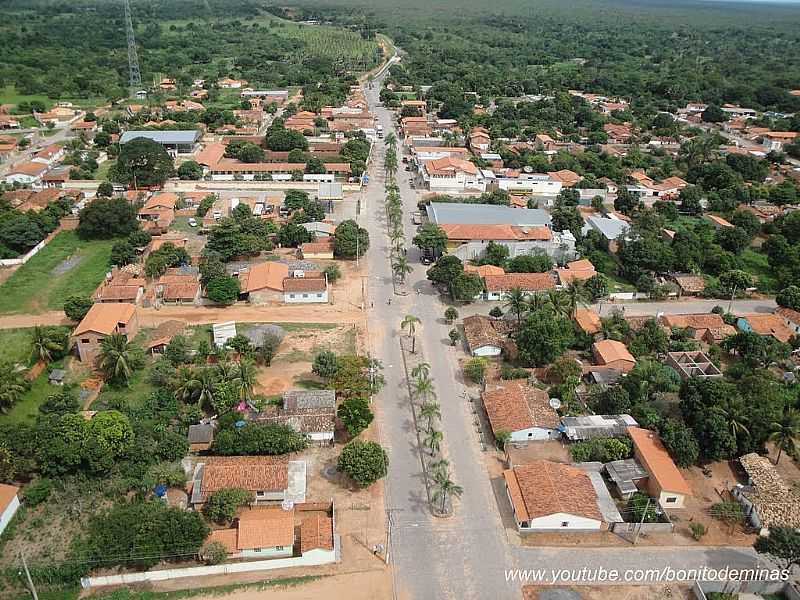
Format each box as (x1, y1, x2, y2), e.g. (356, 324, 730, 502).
(313, 350, 340, 379)
(776, 286, 800, 311)
(111, 138, 175, 187)
(323, 264, 341, 283)
(701, 104, 728, 123)
(444, 306, 459, 323)
(203, 488, 251, 524)
(424, 428, 443, 455)
(206, 276, 240, 305)
(334, 219, 369, 258)
(77, 198, 139, 239)
(392, 255, 413, 283)
(427, 255, 463, 287)
(63, 294, 94, 322)
(212, 422, 308, 456)
(177, 160, 202, 180)
(432, 469, 463, 515)
(769, 409, 800, 464)
(463, 357, 488, 383)
(503, 287, 529, 326)
(412, 224, 448, 257)
(754, 527, 800, 569)
(401, 315, 421, 353)
(0, 365, 28, 413)
(516, 311, 574, 367)
(420, 401, 442, 432)
(110, 240, 137, 266)
(660, 418, 700, 467)
(451, 272, 484, 302)
(337, 440, 388, 487)
(30, 325, 65, 364)
(98, 333, 143, 385)
(338, 397, 374, 437)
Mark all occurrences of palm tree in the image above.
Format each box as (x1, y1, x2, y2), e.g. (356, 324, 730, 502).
(172, 366, 198, 403)
(98, 333, 137, 385)
(194, 367, 219, 408)
(30, 326, 63, 364)
(233, 359, 257, 402)
(429, 458, 450, 479)
(0, 366, 27, 413)
(503, 287, 529, 327)
(564, 281, 587, 317)
(716, 399, 750, 439)
(214, 361, 238, 383)
(424, 429, 443, 455)
(431, 470, 463, 515)
(392, 256, 413, 283)
(546, 290, 571, 317)
(385, 132, 397, 149)
(527, 293, 549, 314)
(420, 401, 441, 432)
(411, 362, 431, 380)
(413, 376, 435, 403)
(769, 408, 800, 464)
(401, 315, 421, 353)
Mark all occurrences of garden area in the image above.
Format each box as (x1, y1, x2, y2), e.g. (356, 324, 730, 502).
(0, 231, 114, 315)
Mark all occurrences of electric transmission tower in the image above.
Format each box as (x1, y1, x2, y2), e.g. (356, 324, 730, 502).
(124, 0, 142, 96)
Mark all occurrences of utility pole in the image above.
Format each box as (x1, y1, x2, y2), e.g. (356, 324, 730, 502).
(123, 0, 142, 97)
(20, 552, 39, 600)
(633, 497, 651, 545)
(727, 284, 737, 315)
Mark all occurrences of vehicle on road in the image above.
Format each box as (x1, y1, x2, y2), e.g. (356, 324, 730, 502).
(420, 248, 434, 265)
(188, 217, 197, 227)
(412, 212, 423, 225)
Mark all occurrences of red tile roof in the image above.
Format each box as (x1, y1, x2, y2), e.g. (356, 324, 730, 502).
(484, 273, 555, 292)
(483, 380, 557, 434)
(628, 427, 691, 496)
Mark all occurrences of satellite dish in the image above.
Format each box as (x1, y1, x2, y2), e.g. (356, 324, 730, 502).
(281, 499, 294, 511)
(549, 398, 562, 410)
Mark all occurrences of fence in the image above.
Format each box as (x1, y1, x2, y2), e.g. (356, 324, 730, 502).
(80, 535, 340, 588)
(609, 521, 674, 534)
(0, 234, 50, 267)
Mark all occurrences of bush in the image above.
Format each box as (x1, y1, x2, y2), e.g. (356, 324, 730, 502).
(63, 295, 94, 322)
(206, 275, 240, 305)
(569, 436, 632, 463)
(337, 397, 374, 437)
(313, 350, 340, 379)
(204, 541, 228, 565)
(500, 365, 529, 380)
(689, 522, 707, 541)
(323, 264, 342, 283)
(203, 487, 251, 524)
(23, 478, 53, 507)
(463, 357, 488, 383)
(77, 198, 139, 239)
(337, 440, 388, 487)
(211, 422, 309, 456)
(489, 306, 503, 318)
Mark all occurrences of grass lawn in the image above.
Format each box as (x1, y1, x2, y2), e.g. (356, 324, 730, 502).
(94, 159, 115, 181)
(1, 370, 58, 424)
(170, 216, 199, 234)
(0, 328, 36, 365)
(0, 231, 114, 315)
(0, 85, 52, 110)
(740, 248, 778, 292)
(92, 366, 154, 412)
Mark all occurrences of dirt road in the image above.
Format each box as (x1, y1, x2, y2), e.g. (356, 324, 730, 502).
(0, 303, 366, 330)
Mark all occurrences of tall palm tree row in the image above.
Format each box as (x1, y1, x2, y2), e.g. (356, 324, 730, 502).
(432, 468, 463, 515)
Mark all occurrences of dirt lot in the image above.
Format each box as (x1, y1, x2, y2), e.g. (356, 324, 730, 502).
(523, 584, 693, 600)
(254, 323, 359, 395)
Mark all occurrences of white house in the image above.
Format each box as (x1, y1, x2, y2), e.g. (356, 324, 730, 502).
(4, 161, 48, 186)
(462, 315, 512, 357)
(495, 173, 563, 196)
(504, 461, 604, 532)
(483, 380, 559, 442)
(421, 157, 485, 192)
(0, 484, 21, 536)
(283, 274, 329, 304)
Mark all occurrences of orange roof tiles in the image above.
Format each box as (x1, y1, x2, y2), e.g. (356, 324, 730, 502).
(236, 506, 295, 550)
(592, 339, 635, 365)
(503, 461, 602, 523)
(628, 427, 691, 496)
(0, 483, 20, 513)
(73, 303, 136, 336)
(207, 528, 238, 553)
(283, 277, 327, 293)
(484, 273, 555, 292)
(425, 156, 478, 176)
(239, 262, 290, 293)
(483, 380, 557, 434)
(196, 143, 226, 168)
(574, 308, 602, 335)
(142, 192, 178, 211)
(660, 313, 725, 331)
(300, 514, 335, 553)
(199, 456, 290, 501)
(464, 264, 505, 277)
(741, 314, 794, 343)
(776, 306, 800, 326)
(9, 161, 48, 177)
(440, 224, 552, 242)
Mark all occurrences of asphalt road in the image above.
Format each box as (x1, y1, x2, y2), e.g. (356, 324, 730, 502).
(359, 73, 768, 600)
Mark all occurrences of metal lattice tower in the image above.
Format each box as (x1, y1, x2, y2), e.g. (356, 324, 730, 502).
(124, 0, 142, 94)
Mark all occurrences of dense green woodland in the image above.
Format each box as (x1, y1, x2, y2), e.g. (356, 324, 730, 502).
(287, 0, 800, 112)
(0, 0, 379, 101)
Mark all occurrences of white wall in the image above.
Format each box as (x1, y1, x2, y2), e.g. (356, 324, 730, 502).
(497, 178, 562, 195)
(238, 545, 293, 559)
(509, 427, 558, 443)
(526, 512, 602, 532)
(658, 490, 686, 509)
(284, 289, 329, 304)
(0, 494, 20, 536)
(472, 345, 502, 357)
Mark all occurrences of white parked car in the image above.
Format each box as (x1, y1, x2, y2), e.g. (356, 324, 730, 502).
(188, 217, 197, 227)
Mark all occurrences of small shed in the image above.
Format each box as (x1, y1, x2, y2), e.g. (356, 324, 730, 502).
(188, 423, 216, 452)
(213, 321, 237, 348)
(48, 369, 66, 386)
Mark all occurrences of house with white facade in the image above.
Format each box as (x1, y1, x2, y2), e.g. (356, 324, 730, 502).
(462, 315, 514, 357)
(483, 272, 555, 301)
(483, 380, 558, 442)
(421, 157, 485, 192)
(255, 389, 336, 445)
(4, 161, 49, 186)
(504, 461, 604, 532)
(283, 274, 329, 304)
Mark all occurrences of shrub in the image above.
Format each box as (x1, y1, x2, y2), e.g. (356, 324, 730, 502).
(63, 295, 94, 322)
(337, 397, 374, 437)
(689, 522, 707, 541)
(337, 440, 388, 487)
(569, 436, 632, 463)
(204, 541, 228, 565)
(463, 357, 488, 383)
(24, 479, 53, 507)
(313, 350, 340, 379)
(500, 365, 529, 380)
(211, 422, 308, 456)
(203, 488, 251, 524)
